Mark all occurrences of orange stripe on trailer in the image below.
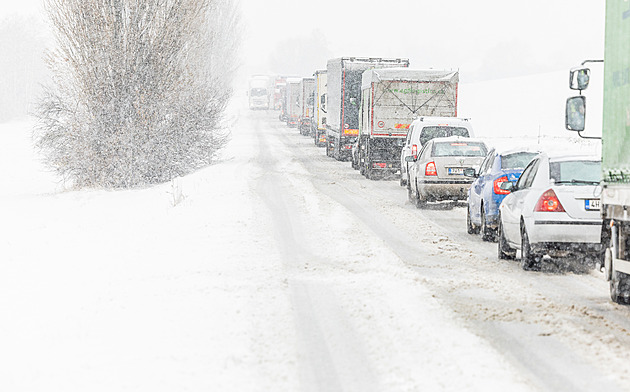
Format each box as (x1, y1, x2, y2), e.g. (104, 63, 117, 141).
(343, 129, 359, 135)
(394, 123, 411, 129)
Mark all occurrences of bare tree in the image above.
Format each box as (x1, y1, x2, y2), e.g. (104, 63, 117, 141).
(35, 0, 240, 188)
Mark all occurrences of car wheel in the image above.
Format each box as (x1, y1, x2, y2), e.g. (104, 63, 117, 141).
(481, 206, 496, 242)
(414, 181, 426, 209)
(407, 180, 414, 203)
(467, 206, 480, 235)
(520, 225, 541, 271)
(497, 218, 516, 260)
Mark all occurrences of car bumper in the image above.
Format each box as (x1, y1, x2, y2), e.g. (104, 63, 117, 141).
(529, 219, 602, 245)
(418, 181, 473, 201)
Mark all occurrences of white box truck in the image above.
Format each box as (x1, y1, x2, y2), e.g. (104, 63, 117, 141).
(285, 78, 301, 127)
(298, 77, 316, 136)
(313, 70, 328, 147)
(325, 57, 409, 160)
(355, 68, 459, 179)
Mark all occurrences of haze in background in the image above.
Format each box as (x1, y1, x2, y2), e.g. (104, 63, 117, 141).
(238, 0, 605, 84)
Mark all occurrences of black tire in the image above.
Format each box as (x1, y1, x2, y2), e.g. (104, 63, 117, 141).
(521, 225, 541, 271)
(407, 181, 414, 203)
(414, 181, 426, 209)
(610, 270, 630, 304)
(497, 218, 516, 260)
(467, 206, 480, 235)
(481, 206, 497, 242)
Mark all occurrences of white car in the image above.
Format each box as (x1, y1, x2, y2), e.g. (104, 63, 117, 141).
(406, 136, 487, 207)
(497, 153, 603, 270)
(400, 117, 474, 186)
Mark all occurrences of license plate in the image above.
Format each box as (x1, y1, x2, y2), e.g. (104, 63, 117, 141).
(585, 199, 600, 210)
(448, 167, 464, 175)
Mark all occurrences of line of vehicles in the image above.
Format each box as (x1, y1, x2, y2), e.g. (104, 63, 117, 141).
(249, 6, 630, 306)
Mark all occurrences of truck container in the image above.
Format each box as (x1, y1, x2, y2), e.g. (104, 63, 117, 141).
(355, 68, 459, 179)
(272, 76, 287, 110)
(298, 77, 316, 135)
(325, 57, 409, 160)
(248, 75, 271, 110)
(313, 70, 328, 147)
(285, 78, 301, 127)
(565, 0, 630, 303)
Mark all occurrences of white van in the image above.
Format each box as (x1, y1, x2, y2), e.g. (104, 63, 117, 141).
(400, 117, 474, 186)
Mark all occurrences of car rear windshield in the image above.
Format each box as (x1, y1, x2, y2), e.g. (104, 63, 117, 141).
(501, 152, 538, 169)
(549, 160, 601, 185)
(419, 126, 469, 146)
(432, 142, 487, 157)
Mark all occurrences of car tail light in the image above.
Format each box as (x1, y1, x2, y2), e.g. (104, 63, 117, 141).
(535, 189, 566, 212)
(493, 176, 510, 195)
(411, 144, 418, 159)
(425, 161, 437, 176)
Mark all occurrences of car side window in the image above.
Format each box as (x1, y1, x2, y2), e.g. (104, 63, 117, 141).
(406, 126, 414, 146)
(516, 158, 538, 190)
(419, 142, 431, 159)
(524, 159, 540, 188)
(479, 149, 495, 175)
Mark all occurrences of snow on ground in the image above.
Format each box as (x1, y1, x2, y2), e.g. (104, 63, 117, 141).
(0, 99, 541, 391)
(1, 65, 608, 391)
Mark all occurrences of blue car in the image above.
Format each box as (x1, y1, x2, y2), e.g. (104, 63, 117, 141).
(466, 148, 540, 241)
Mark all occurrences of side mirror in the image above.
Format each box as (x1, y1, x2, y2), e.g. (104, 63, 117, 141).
(500, 181, 515, 192)
(463, 168, 477, 178)
(566, 96, 586, 132)
(405, 155, 416, 163)
(570, 67, 590, 90)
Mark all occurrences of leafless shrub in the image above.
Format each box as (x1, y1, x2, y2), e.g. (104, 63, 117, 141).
(35, 0, 239, 188)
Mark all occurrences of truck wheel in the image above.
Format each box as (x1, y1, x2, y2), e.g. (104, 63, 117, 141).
(520, 225, 541, 271)
(497, 219, 516, 260)
(467, 206, 480, 235)
(610, 268, 630, 304)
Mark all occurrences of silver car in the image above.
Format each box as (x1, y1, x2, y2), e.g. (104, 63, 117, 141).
(497, 153, 602, 271)
(406, 136, 488, 207)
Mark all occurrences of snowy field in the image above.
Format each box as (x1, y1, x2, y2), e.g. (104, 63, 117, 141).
(1, 71, 627, 392)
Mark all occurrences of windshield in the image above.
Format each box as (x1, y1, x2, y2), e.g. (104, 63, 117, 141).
(501, 152, 538, 170)
(432, 142, 487, 157)
(419, 126, 469, 146)
(549, 160, 601, 185)
(250, 88, 267, 97)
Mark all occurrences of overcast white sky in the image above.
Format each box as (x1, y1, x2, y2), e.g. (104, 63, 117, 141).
(239, 0, 606, 83)
(1, 0, 606, 84)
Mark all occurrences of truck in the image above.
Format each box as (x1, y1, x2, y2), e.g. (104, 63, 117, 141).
(272, 76, 287, 110)
(313, 70, 328, 147)
(565, 0, 630, 304)
(298, 77, 316, 136)
(325, 57, 409, 161)
(354, 68, 459, 179)
(285, 78, 302, 127)
(248, 75, 271, 109)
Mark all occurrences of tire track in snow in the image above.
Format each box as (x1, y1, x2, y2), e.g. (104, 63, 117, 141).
(251, 112, 379, 392)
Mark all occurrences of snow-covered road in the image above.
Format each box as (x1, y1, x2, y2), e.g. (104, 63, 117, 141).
(246, 108, 630, 391)
(2, 104, 629, 392)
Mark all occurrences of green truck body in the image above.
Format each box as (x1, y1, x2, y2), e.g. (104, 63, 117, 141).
(603, 0, 630, 183)
(598, 0, 630, 303)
